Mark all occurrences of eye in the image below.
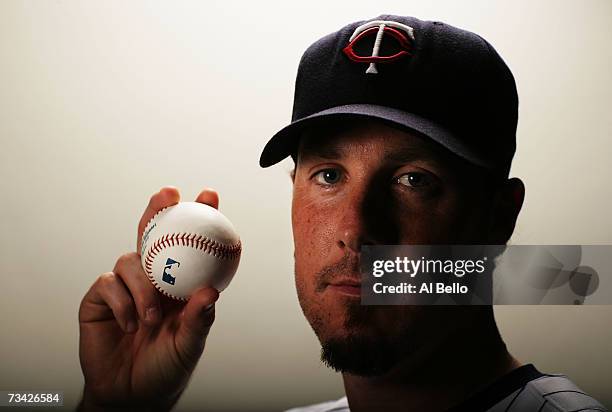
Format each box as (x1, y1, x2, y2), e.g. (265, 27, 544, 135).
(314, 168, 342, 185)
(396, 172, 431, 188)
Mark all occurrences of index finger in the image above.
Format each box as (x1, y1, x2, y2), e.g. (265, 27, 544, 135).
(137, 186, 181, 254)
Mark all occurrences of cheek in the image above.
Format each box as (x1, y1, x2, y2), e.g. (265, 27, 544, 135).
(291, 186, 345, 334)
(291, 187, 337, 265)
(393, 192, 479, 243)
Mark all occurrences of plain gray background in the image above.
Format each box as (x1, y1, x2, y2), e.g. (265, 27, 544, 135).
(0, 0, 610, 410)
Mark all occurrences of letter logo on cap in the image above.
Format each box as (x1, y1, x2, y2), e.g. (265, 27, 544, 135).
(343, 20, 414, 74)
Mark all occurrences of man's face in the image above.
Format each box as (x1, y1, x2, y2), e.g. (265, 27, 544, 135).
(291, 119, 497, 376)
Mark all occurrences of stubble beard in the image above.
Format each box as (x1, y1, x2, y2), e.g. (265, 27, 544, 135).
(295, 256, 415, 377)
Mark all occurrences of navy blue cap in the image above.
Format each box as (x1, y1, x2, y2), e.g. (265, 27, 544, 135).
(259, 15, 518, 176)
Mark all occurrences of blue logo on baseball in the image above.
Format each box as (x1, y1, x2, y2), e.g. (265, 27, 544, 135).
(162, 258, 180, 285)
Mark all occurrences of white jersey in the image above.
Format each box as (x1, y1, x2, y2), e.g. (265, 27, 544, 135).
(285, 365, 608, 412)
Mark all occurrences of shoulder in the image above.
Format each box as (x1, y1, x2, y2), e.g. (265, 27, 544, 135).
(498, 374, 607, 412)
(284, 396, 349, 412)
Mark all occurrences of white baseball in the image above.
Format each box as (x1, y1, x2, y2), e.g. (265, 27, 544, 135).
(140, 202, 242, 300)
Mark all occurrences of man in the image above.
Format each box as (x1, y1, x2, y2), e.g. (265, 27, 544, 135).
(78, 15, 607, 411)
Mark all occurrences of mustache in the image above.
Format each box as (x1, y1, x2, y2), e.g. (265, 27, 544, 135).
(315, 254, 362, 292)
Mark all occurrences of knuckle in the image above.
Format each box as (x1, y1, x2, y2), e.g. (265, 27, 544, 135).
(115, 252, 137, 267)
(97, 271, 116, 287)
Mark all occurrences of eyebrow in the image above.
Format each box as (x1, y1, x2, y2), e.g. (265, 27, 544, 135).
(299, 144, 343, 160)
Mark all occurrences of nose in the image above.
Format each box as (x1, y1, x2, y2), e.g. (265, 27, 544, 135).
(338, 228, 369, 253)
(336, 188, 384, 253)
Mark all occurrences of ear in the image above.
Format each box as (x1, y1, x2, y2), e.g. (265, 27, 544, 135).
(487, 178, 525, 244)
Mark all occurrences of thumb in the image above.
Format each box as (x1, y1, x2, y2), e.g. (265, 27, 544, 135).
(175, 287, 220, 370)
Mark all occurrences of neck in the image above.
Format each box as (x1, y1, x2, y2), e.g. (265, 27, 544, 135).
(342, 311, 521, 412)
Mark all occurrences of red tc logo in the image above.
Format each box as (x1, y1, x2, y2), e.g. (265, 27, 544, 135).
(343, 20, 415, 74)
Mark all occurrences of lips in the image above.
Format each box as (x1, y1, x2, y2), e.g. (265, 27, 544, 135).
(327, 277, 362, 297)
(329, 278, 361, 287)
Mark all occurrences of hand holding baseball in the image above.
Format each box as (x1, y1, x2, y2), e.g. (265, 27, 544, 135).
(78, 187, 232, 411)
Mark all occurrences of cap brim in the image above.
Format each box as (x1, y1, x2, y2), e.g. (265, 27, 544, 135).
(259, 104, 492, 169)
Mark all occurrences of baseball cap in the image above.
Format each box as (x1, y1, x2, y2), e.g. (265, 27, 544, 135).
(259, 14, 518, 177)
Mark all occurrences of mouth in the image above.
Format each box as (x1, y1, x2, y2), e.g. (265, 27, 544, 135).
(326, 277, 362, 297)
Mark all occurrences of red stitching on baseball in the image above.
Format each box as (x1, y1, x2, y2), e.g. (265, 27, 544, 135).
(143, 232, 241, 301)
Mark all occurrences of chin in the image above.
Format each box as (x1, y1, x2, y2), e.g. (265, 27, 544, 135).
(303, 303, 428, 376)
(308, 310, 409, 377)
(319, 330, 411, 377)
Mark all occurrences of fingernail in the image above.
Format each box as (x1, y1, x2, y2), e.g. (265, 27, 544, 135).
(145, 306, 160, 322)
(126, 320, 138, 333)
